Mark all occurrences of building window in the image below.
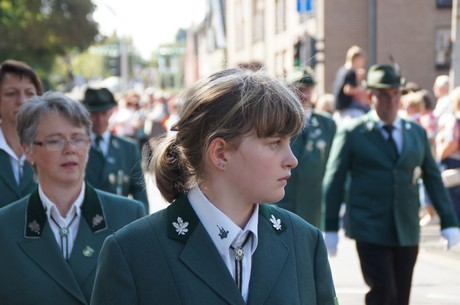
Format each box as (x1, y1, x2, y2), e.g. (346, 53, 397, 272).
(436, 0, 452, 8)
(275, 50, 287, 79)
(252, 0, 265, 43)
(235, 0, 245, 50)
(435, 27, 451, 70)
(275, 0, 286, 34)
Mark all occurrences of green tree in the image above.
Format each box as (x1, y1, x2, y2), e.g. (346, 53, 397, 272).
(0, 0, 98, 85)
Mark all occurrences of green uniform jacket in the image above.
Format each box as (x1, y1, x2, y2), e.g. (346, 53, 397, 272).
(0, 183, 146, 305)
(323, 114, 459, 246)
(276, 110, 336, 228)
(0, 149, 36, 208)
(91, 194, 337, 305)
(85, 134, 149, 213)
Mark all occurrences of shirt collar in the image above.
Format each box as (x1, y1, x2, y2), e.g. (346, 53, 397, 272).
(0, 126, 26, 163)
(39, 182, 85, 224)
(188, 186, 259, 257)
(372, 111, 402, 130)
(91, 130, 111, 144)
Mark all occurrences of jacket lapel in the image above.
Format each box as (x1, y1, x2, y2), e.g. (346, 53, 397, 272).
(68, 183, 109, 284)
(247, 206, 289, 305)
(180, 225, 246, 305)
(102, 135, 120, 177)
(363, 115, 398, 164)
(19, 191, 87, 304)
(168, 195, 246, 305)
(19, 162, 35, 193)
(396, 119, 413, 166)
(0, 150, 21, 196)
(68, 219, 111, 286)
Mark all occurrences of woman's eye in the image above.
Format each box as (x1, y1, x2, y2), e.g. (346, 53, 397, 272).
(270, 141, 281, 149)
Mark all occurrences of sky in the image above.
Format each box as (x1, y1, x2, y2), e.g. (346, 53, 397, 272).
(92, 0, 207, 59)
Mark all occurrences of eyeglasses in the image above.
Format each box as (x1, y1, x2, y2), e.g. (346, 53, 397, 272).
(33, 137, 90, 151)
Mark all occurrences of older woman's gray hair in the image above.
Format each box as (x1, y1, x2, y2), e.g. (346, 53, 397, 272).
(16, 91, 92, 147)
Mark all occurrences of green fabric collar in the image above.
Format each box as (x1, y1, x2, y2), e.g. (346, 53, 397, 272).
(166, 194, 286, 243)
(25, 182, 107, 238)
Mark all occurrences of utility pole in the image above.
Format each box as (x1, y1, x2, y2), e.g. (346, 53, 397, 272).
(120, 38, 129, 92)
(450, 0, 460, 90)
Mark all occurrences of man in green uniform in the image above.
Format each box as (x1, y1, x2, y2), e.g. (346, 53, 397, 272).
(275, 68, 336, 228)
(83, 88, 149, 213)
(323, 64, 460, 305)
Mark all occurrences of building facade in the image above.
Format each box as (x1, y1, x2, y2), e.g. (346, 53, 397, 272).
(218, 0, 453, 95)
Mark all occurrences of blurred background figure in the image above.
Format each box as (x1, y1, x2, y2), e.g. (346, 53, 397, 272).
(145, 91, 169, 139)
(401, 91, 423, 121)
(164, 94, 180, 136)
(82, 88, 149, 214)
(432, 75, 451, 119)
(108, 91, 139, 139)
(401, 89, 438, 225)
(435, 86, 460, 223)
(275, 68, 336, 228)
(0, 59, 43, 208)
(315, 93, 335, 115)
(0, 92, 145, 305)
(332, 45, 369, 123)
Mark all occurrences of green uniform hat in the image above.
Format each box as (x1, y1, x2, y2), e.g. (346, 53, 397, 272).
(82, 88, 117, 112)
(287, 68, 316, 88)
(365, 64, 405, 89)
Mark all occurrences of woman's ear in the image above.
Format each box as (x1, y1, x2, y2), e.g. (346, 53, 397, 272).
(207, 137, 228, 171)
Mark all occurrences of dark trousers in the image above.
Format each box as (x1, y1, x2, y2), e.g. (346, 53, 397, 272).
(356, 242, 419, 305)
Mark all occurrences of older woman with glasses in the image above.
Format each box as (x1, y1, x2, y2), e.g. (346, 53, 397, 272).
(0, 91, 146, 305)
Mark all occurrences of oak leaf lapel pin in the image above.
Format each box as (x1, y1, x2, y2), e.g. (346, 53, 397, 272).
(173, 217, 189, 235)
(270, 215, 282, 230)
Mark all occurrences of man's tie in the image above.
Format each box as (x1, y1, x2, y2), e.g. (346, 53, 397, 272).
(382, 125, 398, 159)
(95, 135, 104, 155)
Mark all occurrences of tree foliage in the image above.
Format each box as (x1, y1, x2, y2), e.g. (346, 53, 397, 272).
(0, 0, 99, 78)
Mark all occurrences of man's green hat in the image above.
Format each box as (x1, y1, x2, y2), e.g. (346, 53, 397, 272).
(365, 64, 405, 89)
(287, 68, 316, 88)
(82, 88, 117, 112)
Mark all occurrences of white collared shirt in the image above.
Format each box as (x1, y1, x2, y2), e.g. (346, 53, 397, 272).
(0, 126, 27, 185)
(373, 112, 403, 154)
(91, 130, 111, 156)
(188, 186, 259, 302)
(39, 183, 85, 258)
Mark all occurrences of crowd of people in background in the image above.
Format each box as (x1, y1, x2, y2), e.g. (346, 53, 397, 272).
(1, 51, 460, 305)
(107, 88, 178, 148)
(305, 46, 460, 226)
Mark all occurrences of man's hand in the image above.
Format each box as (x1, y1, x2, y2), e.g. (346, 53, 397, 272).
(441, 227, 460, 249)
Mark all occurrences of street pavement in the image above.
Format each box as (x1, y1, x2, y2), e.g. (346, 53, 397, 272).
(329, 223, 460, 305)
(146, 176, 460, 305)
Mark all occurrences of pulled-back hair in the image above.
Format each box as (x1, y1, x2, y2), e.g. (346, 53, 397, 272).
(0, 59, 44, 95)
(148, 68, 305, 202)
